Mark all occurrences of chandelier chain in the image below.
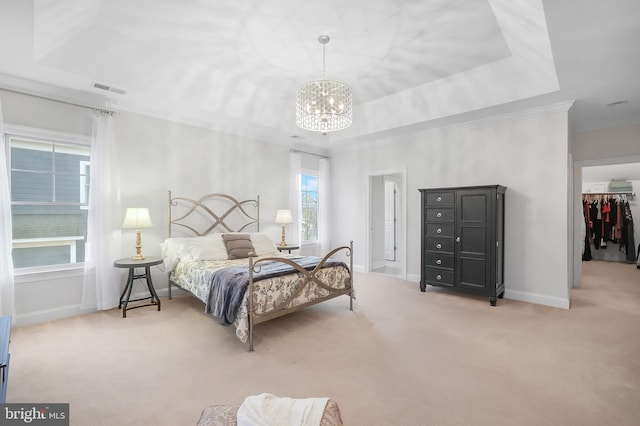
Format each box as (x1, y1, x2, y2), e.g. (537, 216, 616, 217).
(322, 42, 326, 77)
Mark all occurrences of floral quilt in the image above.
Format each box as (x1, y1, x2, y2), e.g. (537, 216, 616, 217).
(170, 254, 351, 342)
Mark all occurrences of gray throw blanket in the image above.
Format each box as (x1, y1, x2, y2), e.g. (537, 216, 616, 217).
(204, 256, 348, 325)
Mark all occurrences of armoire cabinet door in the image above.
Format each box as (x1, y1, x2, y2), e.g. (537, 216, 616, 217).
(455, 189, 492, 293)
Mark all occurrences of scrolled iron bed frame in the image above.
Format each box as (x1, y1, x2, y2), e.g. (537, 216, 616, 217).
(167, 190, 354, 351)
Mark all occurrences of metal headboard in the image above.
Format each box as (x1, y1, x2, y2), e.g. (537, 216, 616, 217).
(168, 190, 260, 237)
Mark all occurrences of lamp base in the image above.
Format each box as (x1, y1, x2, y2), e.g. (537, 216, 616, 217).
(132, 229, 145, 260)
(280, 224, 287, 246)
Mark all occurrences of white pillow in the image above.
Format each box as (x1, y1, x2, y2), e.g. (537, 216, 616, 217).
(161, 235, 229, 271)
(184, 234, 228, 261)
(160, 237, 189, 272)
(249, 232, 278, 256)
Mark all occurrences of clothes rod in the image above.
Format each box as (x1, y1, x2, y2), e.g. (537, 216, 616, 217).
(0, 86, 116, 115)
(290, 149, 330, 159)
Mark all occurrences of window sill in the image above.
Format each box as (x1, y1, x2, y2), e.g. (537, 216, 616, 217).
(14, 264, 85, 284)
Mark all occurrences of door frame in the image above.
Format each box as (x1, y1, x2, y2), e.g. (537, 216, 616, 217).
(572, 155, 640, 291)
(383, 178, 398, 261)
(365, 167, 407, 279)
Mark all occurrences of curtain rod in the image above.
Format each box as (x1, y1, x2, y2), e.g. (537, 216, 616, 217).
(290, 149, 330, 159)
(0, 86, 117, 115)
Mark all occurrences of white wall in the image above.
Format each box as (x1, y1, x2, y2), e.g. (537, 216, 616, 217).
(572, 123, 640, 162)
(330, 106, 572, 308)
(112, 111, 291, 295)
(2, 90, 292, 326)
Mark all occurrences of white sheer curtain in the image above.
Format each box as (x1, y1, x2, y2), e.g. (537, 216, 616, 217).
(318, 158, 331, 254)
(81, 112, 121, 310)
(289, 152, 302, 246)
(0, 99, 15, 318)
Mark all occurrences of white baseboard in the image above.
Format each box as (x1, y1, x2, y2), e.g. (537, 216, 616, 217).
(406, 273, 420, 283)
(15, 304, 96, 327)
(404, 278, 569, 309)
(504, 289, 570, 309)
(14, 287, 189, 327)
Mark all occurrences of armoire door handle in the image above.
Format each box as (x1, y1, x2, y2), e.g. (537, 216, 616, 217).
(456, 236, 461, 243)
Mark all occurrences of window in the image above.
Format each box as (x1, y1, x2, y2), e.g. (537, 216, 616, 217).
(7, 135, 91, 269)
(300, 173, 318, 243)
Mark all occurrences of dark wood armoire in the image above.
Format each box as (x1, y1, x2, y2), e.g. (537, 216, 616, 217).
(419, 185, 506, 306)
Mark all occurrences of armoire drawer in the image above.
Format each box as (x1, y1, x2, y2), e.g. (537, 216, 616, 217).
(424, 268, 454, 286)
(425, 253, 454, 269)
(425, 223, 453, 237)
(425, 207, 454, 222)
(425, 192, 454, 206)
(425, 237, 454, 253)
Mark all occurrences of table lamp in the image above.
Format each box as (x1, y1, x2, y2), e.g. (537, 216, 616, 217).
(275, 209, 294, 246)
(122, 207, 153, 260)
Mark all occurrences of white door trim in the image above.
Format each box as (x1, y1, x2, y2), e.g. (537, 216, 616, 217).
(365, 167, 407, 279)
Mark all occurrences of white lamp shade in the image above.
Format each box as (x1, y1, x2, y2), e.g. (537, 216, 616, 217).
(122, 208, 153, 229)
(275, 209, 294, 224)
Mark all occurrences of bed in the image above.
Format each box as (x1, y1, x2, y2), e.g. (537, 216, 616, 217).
(165, 191, 354, 351)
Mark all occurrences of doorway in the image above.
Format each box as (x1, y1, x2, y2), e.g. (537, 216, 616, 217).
(367, 169, 406, 279)
(573, 157, 640, 290)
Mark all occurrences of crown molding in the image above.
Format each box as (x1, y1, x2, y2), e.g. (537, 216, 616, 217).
(332, 100, 576, 153)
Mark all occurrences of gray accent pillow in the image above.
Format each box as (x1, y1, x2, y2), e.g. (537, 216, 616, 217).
(222, 233, 255, 259)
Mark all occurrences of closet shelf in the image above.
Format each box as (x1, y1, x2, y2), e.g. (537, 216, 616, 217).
(582, 191, 635, 197)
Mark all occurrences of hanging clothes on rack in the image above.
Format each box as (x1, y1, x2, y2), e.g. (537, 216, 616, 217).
(582, 197, 592, 261)
(589, 197, 601, 249)
(601, 197, 610, 248)
(582, 192, 636, 263)
(624, 200, 636, 262)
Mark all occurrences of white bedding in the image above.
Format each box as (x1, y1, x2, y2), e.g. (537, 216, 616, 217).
(237, 393, 329, 426)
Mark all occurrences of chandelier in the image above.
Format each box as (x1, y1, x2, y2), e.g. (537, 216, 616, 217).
(296, 35, 353, 134)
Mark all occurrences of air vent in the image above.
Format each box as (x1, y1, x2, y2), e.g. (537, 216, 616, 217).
(606, 100, 629, 107)
(93, 82, 126, 95)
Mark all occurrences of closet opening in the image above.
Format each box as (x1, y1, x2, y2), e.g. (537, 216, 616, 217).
(580, 163, 639, 266)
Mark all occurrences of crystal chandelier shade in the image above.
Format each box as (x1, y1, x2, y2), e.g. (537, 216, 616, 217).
(296, 80, 353, 133)
(296, 36, 353, 134)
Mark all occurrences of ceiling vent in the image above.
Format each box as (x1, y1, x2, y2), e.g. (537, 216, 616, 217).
(93, 82, 126, 95)
(606, 100, 629, 107)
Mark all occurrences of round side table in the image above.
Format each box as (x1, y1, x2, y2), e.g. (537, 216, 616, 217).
(114, 256, 163, 318)
(276, 245, 300, 254)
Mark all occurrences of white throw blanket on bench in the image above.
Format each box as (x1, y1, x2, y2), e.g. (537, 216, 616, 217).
(237, 393, 329, 426)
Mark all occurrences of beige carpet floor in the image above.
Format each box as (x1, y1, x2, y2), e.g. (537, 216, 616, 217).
(8, 260, 640, 425)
